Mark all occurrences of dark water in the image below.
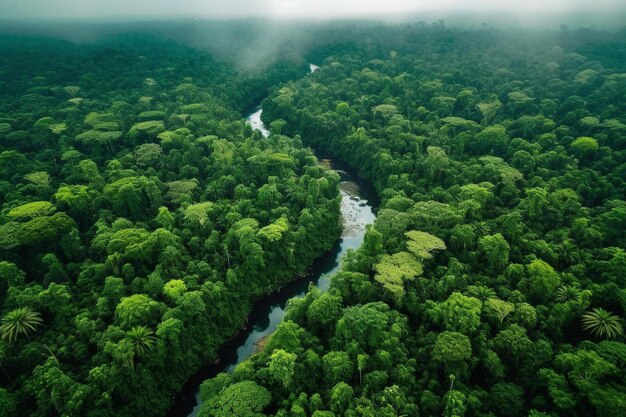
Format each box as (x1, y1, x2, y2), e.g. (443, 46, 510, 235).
(168, 63, 378, 417)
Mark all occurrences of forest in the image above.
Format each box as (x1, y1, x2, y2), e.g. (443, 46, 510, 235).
(0, 17, 625, 417)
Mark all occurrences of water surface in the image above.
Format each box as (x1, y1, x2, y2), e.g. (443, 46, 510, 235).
(169, 62, 378, 417)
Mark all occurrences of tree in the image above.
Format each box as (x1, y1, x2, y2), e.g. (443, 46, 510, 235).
(128, 120, 165, 139)
(466, 285, 496, 303)
(569, 136, 598, 160)
(436, 292, 482, 334)
(432, 331, 472, 376)
(330, 382, 354, 415)
(7, 201, 55, 220)
(322, 351, 354, 387)
(477, 98, 501, 125)
(374, 251, 422, 304)
(555, 285, 582, 303)
(334, 303, 400, 353)
(0, 307, 43, 342)
(163, 280, 187, 304)
(520, 259, 561, 305)
(203, 381, 271, 417)
(493, 324, 533, 366)
(582, 308, 624, 339)
(0, 261, 25, 292)
(125, 326, 156, 366)
(489, 383, 525, 417)
(556, 349, 617, 391)
(444, 390, 466, 417)
(404, 230, 446, 260)
(478, 233, 510, 272)
(114, 294, 165, 329)
(468, 125, 509, 156)
(484, 298, 515, 326)
(184, 202, 213, 228)
(268, 349, 297, 388)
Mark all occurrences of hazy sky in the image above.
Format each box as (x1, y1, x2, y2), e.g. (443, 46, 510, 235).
(1, 0, 624, 20)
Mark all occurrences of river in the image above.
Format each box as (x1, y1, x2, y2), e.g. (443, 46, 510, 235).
(168, 63, 377, 417)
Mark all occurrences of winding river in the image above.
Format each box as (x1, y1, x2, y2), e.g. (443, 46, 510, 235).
(168, 63, 378, 417)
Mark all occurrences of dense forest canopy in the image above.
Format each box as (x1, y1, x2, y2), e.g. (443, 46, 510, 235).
(0, 30, 342, 416)
(0, 17, 625, 417)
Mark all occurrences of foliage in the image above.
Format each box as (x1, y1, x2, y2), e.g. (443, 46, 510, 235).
(0, 307, 43, 342)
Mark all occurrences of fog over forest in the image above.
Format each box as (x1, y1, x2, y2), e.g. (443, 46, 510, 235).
(0, 2, 625, 417)
(1, 0, 625, 28)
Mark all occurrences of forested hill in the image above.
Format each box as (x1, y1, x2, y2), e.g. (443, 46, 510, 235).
(0, 33, 342, 416)
(197, 26, 626, 417)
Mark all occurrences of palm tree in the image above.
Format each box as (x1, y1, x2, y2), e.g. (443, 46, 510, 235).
(0, 307, 43, 342)
(474, 222, 491, 238)
(467, 285, 497, 303)
(125, 326, 156, 358)
(582, 308, 624, 339)
(555, 285, 581, 303)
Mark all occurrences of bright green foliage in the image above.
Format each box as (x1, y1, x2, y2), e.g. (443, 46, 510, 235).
(84, 112, 118, 130)
(436, 292, 482, 334)
(0, 307, 43, 342)
(570, 136, 599, 158)
(0, 212, 75, 249)
(202, 381, 271, 417)
(183, 202, 213, 227)
(128, 121, 166, 138)
(7, 201, 55, 219)
(125, 326, 156, 358)
(76, 129, 123, 145)
(478, 233, 510, 271)
(1, 21, 626, 417)
(484, 298, 515, 325)
(24, 171, 51, 187)
(444, 390, 467, 417)
(432, 331, 472, 375)
(469, 125, 509, 155)
(258, 217, 289, 242)
(405, 230, 446, 260)
(374, 251, 422, 303)
(322, 351, 354, 387)
(522, 259, 561, 304)
(556, 349, 617, 391)
(268, 349, 297, 388)
(582, 308, 624, 339)
(114, 294, 165, 329)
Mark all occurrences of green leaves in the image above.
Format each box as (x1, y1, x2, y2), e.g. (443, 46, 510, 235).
(202, 381, 271, 417)
(125, 326, 156, 358)
(7, 201, 55, 220)
(258, 217, 289, 242)
(433, 331, 472, 378)
(0, 212, 75, 249)
(435, 293, 482, 335)
(114, 294, 165, 329)
(582, 308, 624, 339)
(569, 136, 599, 157)
(0, 307, 43, 342)
(374, 251, 422, 304)
(128, 121, 165, 138)
(404, 230, 446, 260)
(269, 349, 297, 388)
(183, 202, 213, 227)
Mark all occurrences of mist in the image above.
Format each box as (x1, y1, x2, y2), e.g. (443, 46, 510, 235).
(1, 1, 624, 73)
(1, 0, 625, 27)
